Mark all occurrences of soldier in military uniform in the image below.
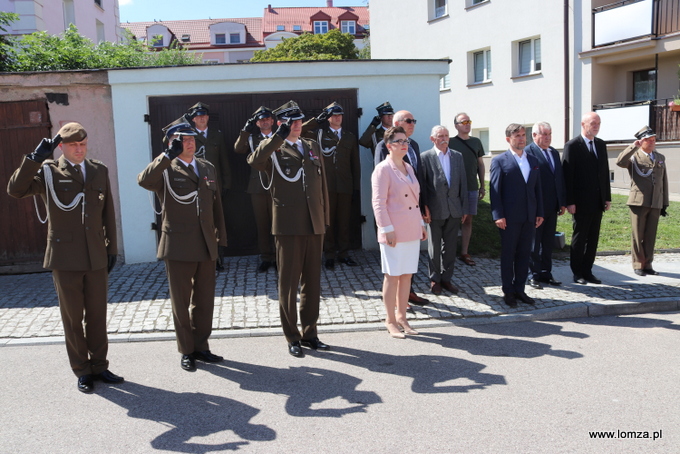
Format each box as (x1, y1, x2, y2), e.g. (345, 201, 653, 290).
(616, 126, 669, 275)
(359, 101, 394, 156)
(247, 101, 331, 358)
(303, 101, 361, 269)
(138, 122, 227, 372)
(7, 122, 123, 393)
(234, 106, 276, 272)
(187, 102, 231, 271)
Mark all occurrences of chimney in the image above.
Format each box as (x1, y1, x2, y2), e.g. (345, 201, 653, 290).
(326, 0, 333, 6)
(268, 4, 272, 12)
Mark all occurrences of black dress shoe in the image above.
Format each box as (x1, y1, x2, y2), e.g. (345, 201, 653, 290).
(258, 261, 272, 272)
(181, 354, 196, 371)
(528, 279, 543, 290)
(643, 268, 659, 275)
(408, 292, 429, 305)
(634, 269, 646, 276)
(95, 370, 124, 383)
(300, 337, 330, 351)
(338, 257, 358, 266)
(288, 341, 305, 358)
(324, 259, 335, 270)
(546, 278, 562, 286)
(584, 274, 601, 284)
(515, 292, 535, 305)
(193, 350, 223, 363)
(441, 281, 460, 294)
(574, 276, 588, 285)
(78, 375, 94, 393)
(216, 260, 225, 272)
(504, 293, 518, 308)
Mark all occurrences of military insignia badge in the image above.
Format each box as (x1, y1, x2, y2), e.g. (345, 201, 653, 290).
(99, 193, 104, 201)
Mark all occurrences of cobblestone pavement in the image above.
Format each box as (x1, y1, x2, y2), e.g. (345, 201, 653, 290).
(1, 250, 679, 341)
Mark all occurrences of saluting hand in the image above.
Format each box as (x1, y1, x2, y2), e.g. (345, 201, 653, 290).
(275, 121, 291, 140)
(166, 138, 183, 160)
(29, 134, 62, 163)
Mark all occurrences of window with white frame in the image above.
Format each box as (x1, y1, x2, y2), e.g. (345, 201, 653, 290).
(96, 19, 105, 43)
(215, 33, 226, 45)
(473, 129, 489, 155)
(341, 21, 356, 34)
(440, 73, 450, 91)
(63, 0, 75, 29)
(473, 49, 491, 83)
(230, 33, 240, 44)
(152, 34, 164, 47)
(518, 37, 541, 75)
(94, 0, 102, 8)
(293, 25, 302, 31)
(468, 0, 488, 6)
(277, 25, 285, 31)
(434, 0, 447, 18)
(314, 21, 329, 34)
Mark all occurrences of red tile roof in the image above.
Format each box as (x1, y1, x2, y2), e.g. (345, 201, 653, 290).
(121, 17, 264, 48)
(262, 6, 369, 36)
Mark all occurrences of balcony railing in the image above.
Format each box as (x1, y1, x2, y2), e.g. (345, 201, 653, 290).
(593, 99, 680, 142)
(593, 0, 680, 47)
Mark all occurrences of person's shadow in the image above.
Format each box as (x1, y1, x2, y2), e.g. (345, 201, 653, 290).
(318, 346, 507, 394)
(207, 360, 382, 417)
(99, 381, 276, 453)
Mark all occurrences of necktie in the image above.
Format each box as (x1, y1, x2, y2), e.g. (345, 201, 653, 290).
(333, 130, 339, 139)
(588, 140, 597, 158)
(73, 164, 80, 174)
(543, 149, 554, 173)
(188, 163, 197, 175)
(296, 142, 304, 157)
(407, 146, 417, 172)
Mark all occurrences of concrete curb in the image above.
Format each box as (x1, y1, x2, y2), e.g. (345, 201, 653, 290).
(2, 297, 678, 347)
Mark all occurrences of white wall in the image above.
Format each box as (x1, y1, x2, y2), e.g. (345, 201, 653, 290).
(108, 60, 448, 263)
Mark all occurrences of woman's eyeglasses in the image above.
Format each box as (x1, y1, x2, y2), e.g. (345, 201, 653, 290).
(390, 139, 410, 145)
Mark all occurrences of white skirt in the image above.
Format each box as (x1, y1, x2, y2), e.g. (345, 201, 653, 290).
(380, 240, 420, 276)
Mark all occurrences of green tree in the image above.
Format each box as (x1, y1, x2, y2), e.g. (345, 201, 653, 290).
(5, 25, 201, 72)
(251, 29, 359, 62)
(0, 12, 19, 71)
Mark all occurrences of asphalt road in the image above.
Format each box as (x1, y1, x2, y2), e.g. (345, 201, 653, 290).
(1, 311, 678, 454)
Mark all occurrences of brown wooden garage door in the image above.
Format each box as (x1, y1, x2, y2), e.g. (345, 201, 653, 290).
(0, 100, 52, 272)
(148, 89, 361, 257)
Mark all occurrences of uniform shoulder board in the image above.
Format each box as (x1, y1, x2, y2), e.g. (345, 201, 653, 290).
(90, 159, 107, 167)
(196, 157, 215, 168)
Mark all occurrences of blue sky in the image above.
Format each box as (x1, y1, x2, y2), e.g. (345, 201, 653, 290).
(119, 0, 368, 23)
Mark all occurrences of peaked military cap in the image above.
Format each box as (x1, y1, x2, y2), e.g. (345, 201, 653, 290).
(376, 101, 394, 117)
(164, 122, 197, 140)
(188, 102, 210, 117)
(252, 106, 273, 119)
(634, 125, 656, 140)
(273, 101, 305, 121)
(57, 122, 88, 143)
(325, 101, 344, 115)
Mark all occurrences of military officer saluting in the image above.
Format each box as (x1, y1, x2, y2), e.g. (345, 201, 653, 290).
(187, 102, 232, 192)
(247, 101, 331, 358)
(359, 101, 394, 156)
(616, 126, 669, 275)
(303, 101, 361, 269)
(7, 122, 122, 393)
(138, 122, 227, 372)
(234, 106, 277, 272)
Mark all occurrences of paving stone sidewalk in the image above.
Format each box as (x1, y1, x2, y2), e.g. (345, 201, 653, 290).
(1, 250, 679, 342)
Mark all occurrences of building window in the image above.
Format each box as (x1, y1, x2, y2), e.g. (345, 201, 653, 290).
(518, 37, 541, 75)
(473, 49, 491, 83)
(215, 33, 226, 45)
(470, 0, 487, 5)
(181, 34, 190, 43)
(434, 0, 447, 18)
(152, 35, 164, 47)
(94, 0, 102, 7)
(277, 25, 285, 31)
(633, 69, 656, 101)
(341, 21, 356, 34)
(96, 19, 105, 43)
(293, 25, 302, 31)
(440, 73, 450, 91)
(314, 21, 329, 34)
(63, 0, 75, 29)
(473, 129, 489, 155)
(230, 33, 240, 44)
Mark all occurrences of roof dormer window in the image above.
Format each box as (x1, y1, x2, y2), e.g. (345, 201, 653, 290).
(341, 20, 356, 34)
(314, 21, 328, 34)
(181, 34, 190, 42)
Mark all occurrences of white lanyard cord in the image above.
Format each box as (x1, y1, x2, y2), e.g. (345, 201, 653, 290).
(34, 164, 86, 224)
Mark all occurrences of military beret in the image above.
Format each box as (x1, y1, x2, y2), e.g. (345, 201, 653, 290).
(634, 125, 656, 140)
(57, 122, 87, 143)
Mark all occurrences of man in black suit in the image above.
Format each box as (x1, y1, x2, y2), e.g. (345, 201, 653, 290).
(562, 112, 611, 285)
(525, 121, 566, 289)
(490, 124, 543, 307)
(373, 110, 429, 306)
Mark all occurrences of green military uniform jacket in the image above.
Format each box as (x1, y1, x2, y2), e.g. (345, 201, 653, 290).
(138, 155, 227, 261)
(195, 128, 232, 190)
(359, 123, 387, 155)
(616, 145, 669, 209)
(303, 118, 360, 195)
(7, 156, 117, 271)
(234, 130, 271, 194)
(247, 135, 330, 235)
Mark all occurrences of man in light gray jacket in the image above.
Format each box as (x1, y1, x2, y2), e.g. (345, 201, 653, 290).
(421, 125, 469, 295)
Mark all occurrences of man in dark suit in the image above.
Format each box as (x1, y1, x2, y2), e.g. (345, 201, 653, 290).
(138, 122, 227, 372)
(490, 124, 544, 307)
(234, 106, 277, 273)
(562, 112, 611, 285)
(247, 101, 331, 358)
(525, 121, 566, 289)
(7, 122, 123, 393)
(421, 125, 469, 295)
(303, 101, 361, 269)
(359, 101, 394, 156)
(373, 109, 429, 306)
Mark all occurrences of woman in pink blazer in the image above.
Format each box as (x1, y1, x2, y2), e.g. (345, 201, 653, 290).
(371, 126, 427, 338)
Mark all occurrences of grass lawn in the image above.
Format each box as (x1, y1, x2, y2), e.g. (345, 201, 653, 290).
(465, 182, 679, 258)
